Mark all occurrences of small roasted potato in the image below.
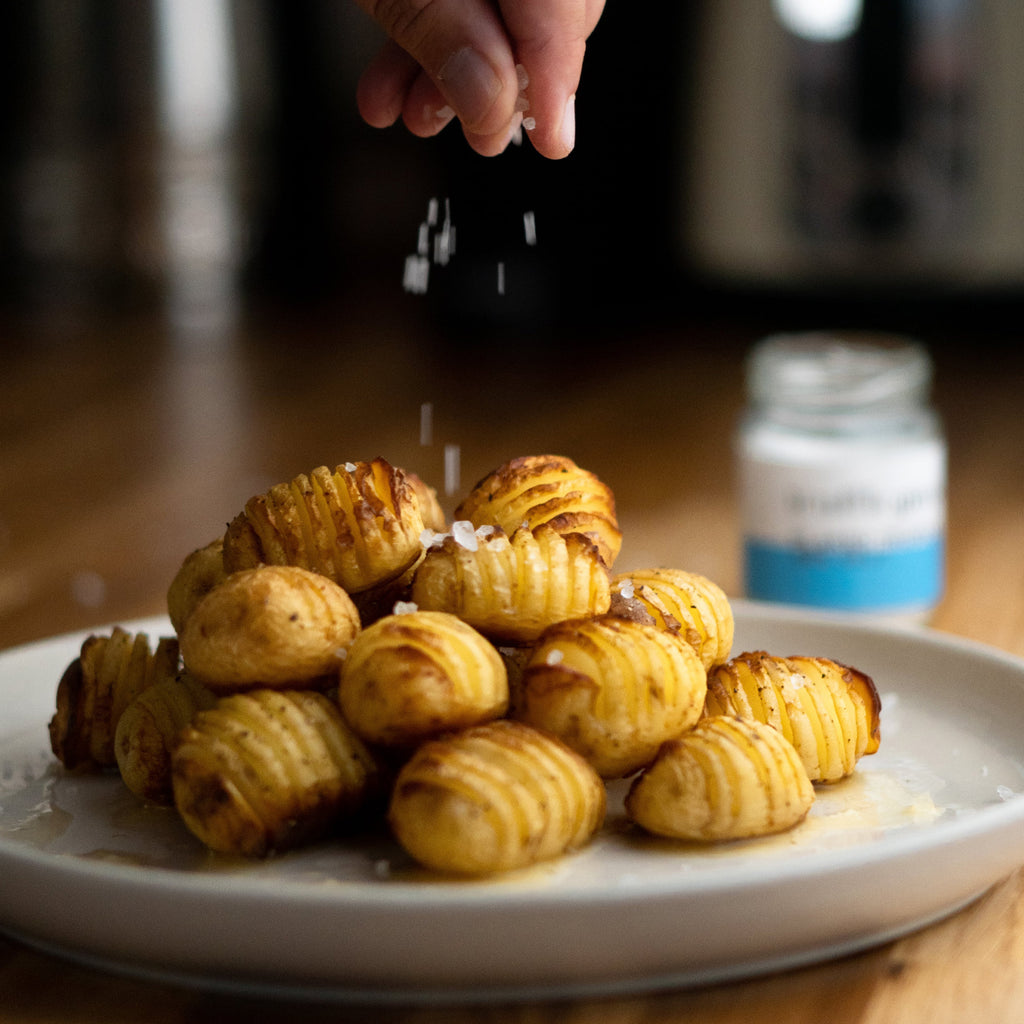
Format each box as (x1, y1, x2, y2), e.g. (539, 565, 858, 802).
(406, 471, 447, 532)
(115, 672, 217, 804)
(222, 458, 426, 594)
(625, 716, 815, 841)
(179, 565, 360, 692)
(49, 627, 180, 771)
(338, 609, 508, 746)
(704, 651, 881, 783)
(410, 523, 611, 645)
(514, 616, 708, 778)
(388, 719, 606, 875)
(172, 689, 379, 857)
(610, 568, 734, 670)
(166, 537, 228, 634)
(453, 454, 622, 567)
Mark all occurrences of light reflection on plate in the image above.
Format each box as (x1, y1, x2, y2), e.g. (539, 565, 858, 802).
(2, 604, 1024, 1003)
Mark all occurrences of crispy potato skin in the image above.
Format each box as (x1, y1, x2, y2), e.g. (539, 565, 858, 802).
(172, 689, 379, 857)
(454, 454, 622, 567)
(115, 672, 217, 804)
(515, 616, 708, 778)
(166, 537, 228, 634)
(626, 716, 815, 841)
(388, 719, 606, 875)
(410, 524, 611, 645)
(611, 568, 734, 670)
(704, 651, 881, 783)
(222, 458, 425, 594)
(179, 565, 360, 692)
(49, 628, 180, 770)
(338, 610, 508, 747)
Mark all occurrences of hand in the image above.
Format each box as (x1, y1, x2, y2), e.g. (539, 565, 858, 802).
(353, 0, 605, 159)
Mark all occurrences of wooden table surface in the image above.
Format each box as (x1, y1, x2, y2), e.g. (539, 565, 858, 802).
(2, 289, 1023, 1023)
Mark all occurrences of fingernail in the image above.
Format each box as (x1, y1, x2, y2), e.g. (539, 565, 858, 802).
(561, 94, 577, 154)
(438, 47, 502, 128)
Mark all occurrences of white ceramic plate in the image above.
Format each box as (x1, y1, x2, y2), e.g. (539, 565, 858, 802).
(3, 604, 1024, 1003)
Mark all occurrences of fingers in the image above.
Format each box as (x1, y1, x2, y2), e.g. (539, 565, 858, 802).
(353, 0, 606, 159)
(353, 0, 520, 138)
(498, 0, 604, 159)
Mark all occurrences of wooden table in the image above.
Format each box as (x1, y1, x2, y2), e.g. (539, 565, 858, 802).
(2, 289, 1023, 1023)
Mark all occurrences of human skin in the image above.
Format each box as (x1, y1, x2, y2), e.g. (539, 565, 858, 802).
(352, 0, 606, 159)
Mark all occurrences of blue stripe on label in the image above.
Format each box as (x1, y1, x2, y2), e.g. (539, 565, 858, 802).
(744, 537, 944, 611)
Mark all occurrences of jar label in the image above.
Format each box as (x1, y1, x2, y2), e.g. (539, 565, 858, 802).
(740, 443, 945, 611)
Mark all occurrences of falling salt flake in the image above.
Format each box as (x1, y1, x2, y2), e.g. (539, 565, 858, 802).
(417, 222, 430, 256)
(451, 520, 479, 551)
(523, 210, 537, 246)
(373, 859, 392, 879)
(546, 649, 565, 666)
(433, 229, 451, 266)
(515, 63, 530, 91)
(497, 261, 506, 295)
(444, 442, 461, 495)
(403, 253, 430, 294)
(393, 601, 419, 615)
(511, 120, 524, 147)
(426, 197, 439, 227)
(515, 94, 530, 113)
(420, 401, 433, 446)
(997, 785, 1017, 802)
(70, 570, 107, 609)
(522, 116, 536, 131)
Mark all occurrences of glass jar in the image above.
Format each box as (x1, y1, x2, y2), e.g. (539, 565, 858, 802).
(737, 332, 946, 621)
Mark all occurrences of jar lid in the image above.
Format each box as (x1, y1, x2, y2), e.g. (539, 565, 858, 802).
(746, 332, 932, 411)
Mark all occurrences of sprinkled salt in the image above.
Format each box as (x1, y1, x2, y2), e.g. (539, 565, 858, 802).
(998, 785, 1017, 802)
(546, 649, 564, 666)
(523, 211, 537, 246)
(426, 197, 439, 226)
(420, 527, 445, 549)
(476, 524, 497, 539)
(417, 222, 430, 256)
(497, 261, 506, 295)
(451, 519, 479, 551)
(392, 601, 419, 615)
(403, 253, 430, 294)
(70, 570, 107, 609)
(344, 461, 357, 472)
(522, 116, 536, 131)
(515, 63, 530, 91)
(373, 859, 391, 879)
(618, 580, 635, 600)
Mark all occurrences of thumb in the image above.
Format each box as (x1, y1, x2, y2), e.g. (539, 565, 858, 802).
(353, 0, 520, 136)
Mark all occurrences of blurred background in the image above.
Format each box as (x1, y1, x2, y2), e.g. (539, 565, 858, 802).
(2, 0, 1022, 344)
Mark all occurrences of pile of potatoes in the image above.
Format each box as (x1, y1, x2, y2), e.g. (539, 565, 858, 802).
(49, 454, 880, 875)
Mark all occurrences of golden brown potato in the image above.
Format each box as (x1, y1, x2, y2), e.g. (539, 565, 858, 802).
(453, 454, 622, 567)
(179, 565, 360, 692)
(388, 719, 606, 875)
(410, 523, 611, 645)
(338, 609, 508, 746)
(166, 537, 228, 634)
(222, 458, 426, 594)
(172, 689, 379, 857)
(115, 672, 217, 804)
(49, 627, 180, 770)
(625, 716, 815, 841)
(704, 651, 881, 783)
(514, 616, 708, 778)
(610, 568, 734, 670)
(406, 471, 447, 532)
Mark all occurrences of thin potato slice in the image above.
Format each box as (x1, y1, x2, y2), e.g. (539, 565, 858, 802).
(626, 716, 815, 841)
(172, 689, 379, 857)
(515, 616, 708, 778)
(388, 719, 605, 875)
(704, 651, 881, 783)
(338, 609, 508, 746)
(410, 523, 611, 645)
(611, 567, 734, 670)
(454, 454, 622, 567)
